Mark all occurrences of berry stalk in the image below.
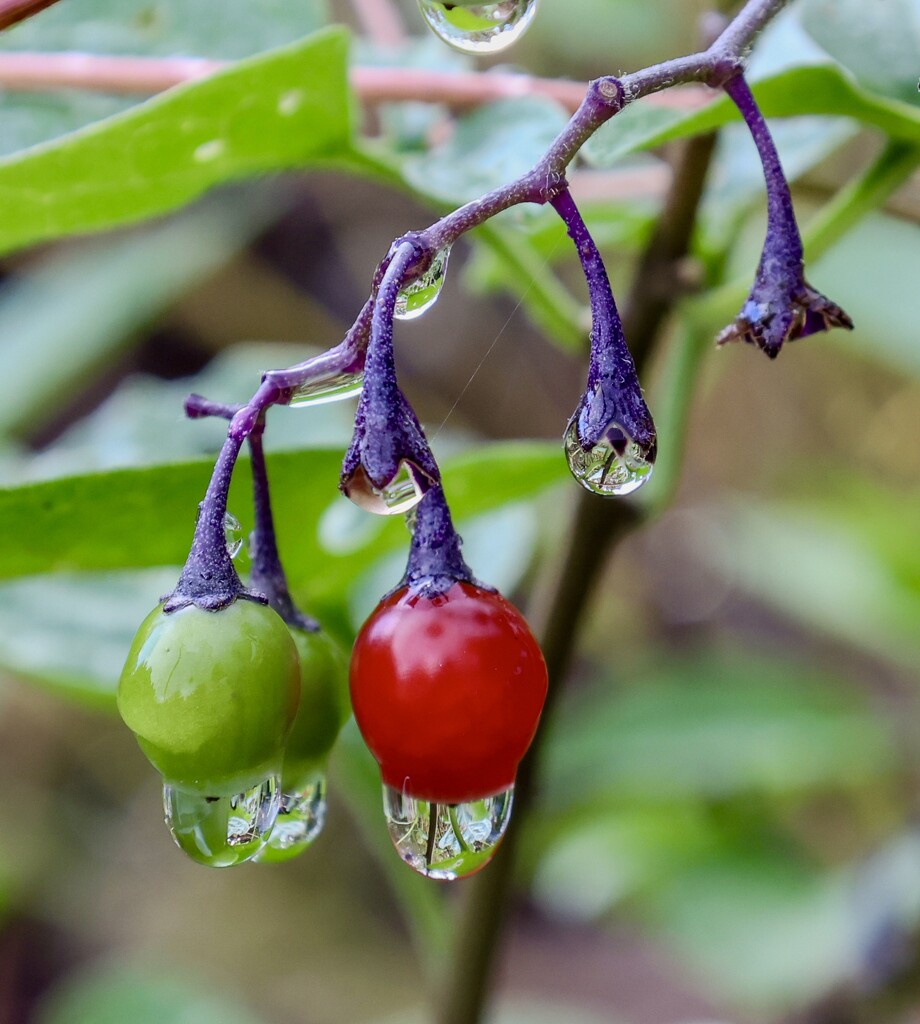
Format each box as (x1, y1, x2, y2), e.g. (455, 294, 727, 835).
(185, 0, 793, 430)
(717, 72, 852, 356)
(167, 432, 253, 611)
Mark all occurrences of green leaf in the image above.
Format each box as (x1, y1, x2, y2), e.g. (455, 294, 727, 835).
(0, 568, 176, 708)
(698, 499, 920, 672)
(401, 97, 570, 204)
(0, 1, 332, 156)
(0, 93, 134, 160)
(25, 343, 355, 477)
(799, 0, 920, 108)
(35, 964, 266, 1024)
(0, 443, 567, 702)
(699, 115, 858, 249)
(467, 221, 587, 351)
(809, 212, 920, 377)
(583, 11, 920, 168)
(0, 441, 565, 585)
(642, 855, 854, 1009)
(543, 653, 894, 802)
(2, 0, 330, 60)
(0, 195, 286, 441)
(0, 28, 354, 257)
(585, 65, 920, 168)
(531, 805, 716, 921)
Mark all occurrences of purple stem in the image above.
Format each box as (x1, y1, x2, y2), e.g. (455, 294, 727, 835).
(396, 486, 478, 598)
(181, 0, 787, 425)
(718, 71, 852, 356)
(341, 241, 440, 489)
(248, 425, 318, 632)
(263, 296, 374, 397)
(365, 242, 414, 402)
(723, 73, 802, 264)
(166, 432, 255, 611)
(550, 189, 656, 456)
(185, 394, 242, 420)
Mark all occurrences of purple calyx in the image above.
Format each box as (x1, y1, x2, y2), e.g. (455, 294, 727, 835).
(340, 240, 440, 507)
(718, 73, 853, 358)
(394, 486, 488, 601)
(165, 433, 264, 613)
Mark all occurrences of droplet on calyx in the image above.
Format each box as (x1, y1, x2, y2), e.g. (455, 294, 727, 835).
(343, 461, 430, 517)
(289, 369, 363, 408)
(383, 785, 513, 880)
(417, 0, 538, 55)
(255, 774, 327, 863)
(224, 512, 243, 559)
(163, 775, 280, 868)
(564, 419, 653, 497)
(394, 247, 450, 321)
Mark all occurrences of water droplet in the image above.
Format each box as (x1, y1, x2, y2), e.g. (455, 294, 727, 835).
(564, 419, 653, 497)
(417, 0, 538, 55)
(343, 461, 429, 516)
(224, 511, 243, 559)
(193, 138, 225, 163)
(163, 775, 280, 868)
(289, 369, 363, 408)
(383, 784, 513, 880)
(277, 89, 304, 116)
(394, 246, 450, 320)
(255, 773, 327, 863)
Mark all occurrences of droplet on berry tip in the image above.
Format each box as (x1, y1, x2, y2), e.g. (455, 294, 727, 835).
(289, 368, 363, 407)
(383, 784, 513, 881)
(223, 511, 243, 559)
(163, 775, 280, 868)
(255, 772, 326, 863)
(417, 0, 538, 55)
(394, 246, 450, 321)
(343, 461, 430, 516)
(564, 418, 653, 497)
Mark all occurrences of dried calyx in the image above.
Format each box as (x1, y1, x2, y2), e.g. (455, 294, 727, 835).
(717, 73, 853, 358)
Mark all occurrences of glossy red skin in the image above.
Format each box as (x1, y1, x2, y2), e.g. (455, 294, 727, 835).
(350, 581, 548, 803)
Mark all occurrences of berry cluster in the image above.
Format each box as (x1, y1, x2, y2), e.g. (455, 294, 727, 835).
(117, 19, 852, 879)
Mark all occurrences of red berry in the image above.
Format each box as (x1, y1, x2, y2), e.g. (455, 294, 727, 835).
(350, 581, 548, 804)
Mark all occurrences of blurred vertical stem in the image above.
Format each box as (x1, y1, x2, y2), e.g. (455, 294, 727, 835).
(434, 132, 718, 1024)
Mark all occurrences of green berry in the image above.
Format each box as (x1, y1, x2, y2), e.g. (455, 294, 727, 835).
(254, 629, 348, 865)
(283, 627, 350, 777)
(117, 600, 301, 791)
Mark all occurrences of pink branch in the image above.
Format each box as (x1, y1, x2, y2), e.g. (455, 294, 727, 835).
(0, 51, 711, 114)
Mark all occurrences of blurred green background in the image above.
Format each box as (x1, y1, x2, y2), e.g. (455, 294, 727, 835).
(0, 0, 917, 1021)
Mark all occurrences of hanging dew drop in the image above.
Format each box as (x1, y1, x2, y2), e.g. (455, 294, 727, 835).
(255, 773, 327, 863)
(343, 461, 429, 517)
(163, 775, 280, 868)
(289, 368, 363, 408)
(394, 247, 450, 321)
(382, 784, 513, 880)
(417, 0, 538, 55)
(223, 511, 243, 559)
(564, 419, 653, 497)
